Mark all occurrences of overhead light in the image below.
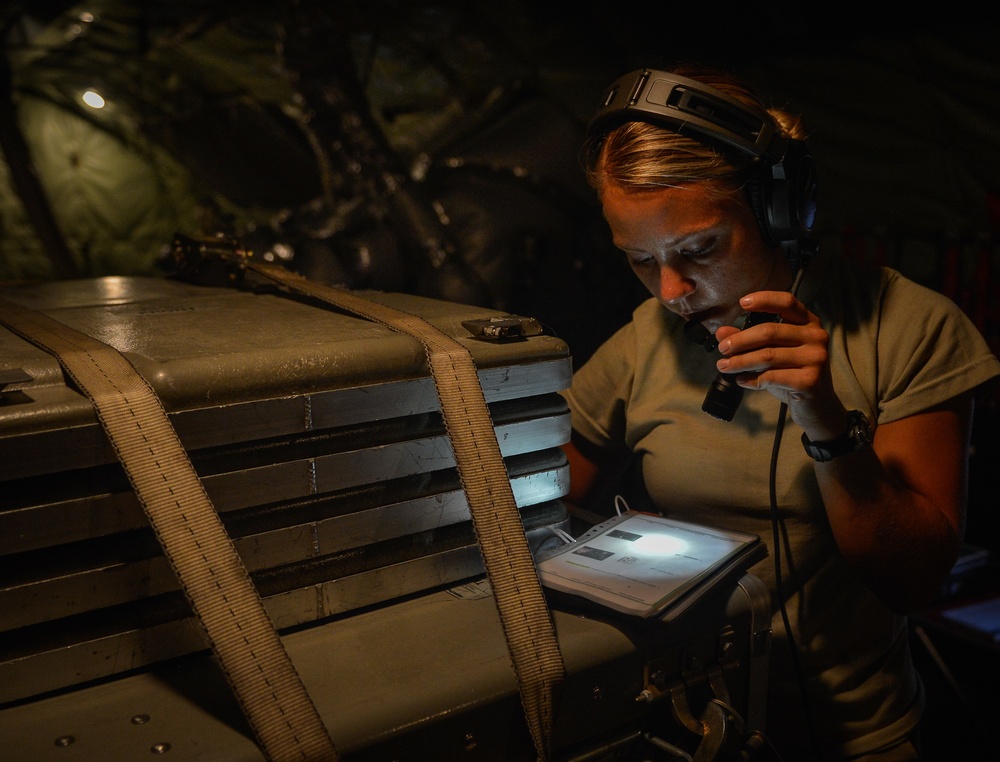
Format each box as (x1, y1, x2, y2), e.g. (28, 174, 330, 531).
(67, 11, 97, 39)
(81, 90, 105, 109)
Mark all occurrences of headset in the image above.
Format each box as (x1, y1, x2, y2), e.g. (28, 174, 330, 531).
(586, 68, 818, 248)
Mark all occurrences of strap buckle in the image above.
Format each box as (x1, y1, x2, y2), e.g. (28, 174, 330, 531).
(462, 316, 543, 341)
(164, 232, 251, 286)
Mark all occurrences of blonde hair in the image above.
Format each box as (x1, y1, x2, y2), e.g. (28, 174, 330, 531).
(584, 66, 807, 196)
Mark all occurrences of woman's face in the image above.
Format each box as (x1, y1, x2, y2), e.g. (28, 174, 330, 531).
(600, 180, 791, 332)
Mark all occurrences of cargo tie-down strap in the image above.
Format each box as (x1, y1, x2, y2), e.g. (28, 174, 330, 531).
(0, 256, 566, 761)
(244, 260, 567, 762)
(0, 296, 340, 762)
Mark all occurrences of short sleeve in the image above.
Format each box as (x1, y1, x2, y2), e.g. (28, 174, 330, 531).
(875, 270, 1000, 423)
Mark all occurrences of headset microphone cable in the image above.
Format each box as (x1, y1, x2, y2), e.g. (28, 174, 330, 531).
(769, 401, 822, 759)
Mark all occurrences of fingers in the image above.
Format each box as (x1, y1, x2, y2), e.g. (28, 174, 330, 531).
(738, 290, 810, 322)
(720, 364, 827, 396)
(714, 294, 829, 399)
(717, 321, 828, 367)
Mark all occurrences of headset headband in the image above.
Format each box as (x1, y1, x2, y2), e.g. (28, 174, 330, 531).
(587, 69, 787, 163)
(587, 68, 817, 247)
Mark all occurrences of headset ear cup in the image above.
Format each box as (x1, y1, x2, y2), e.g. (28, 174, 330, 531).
(795, 151, 819, 235)
(769, 142, 817, 242)
(745, 171, 778, 247)
(752, 141, 817, 246)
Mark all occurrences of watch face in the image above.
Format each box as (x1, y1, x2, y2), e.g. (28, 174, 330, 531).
(802, 411, 872, 462)
(851, 411, 874, 445)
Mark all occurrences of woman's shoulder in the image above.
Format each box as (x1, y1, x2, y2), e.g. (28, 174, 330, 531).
(802, 250, 964, 326)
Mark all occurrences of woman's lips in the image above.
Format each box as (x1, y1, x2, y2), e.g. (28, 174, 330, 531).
(681, 306, 741, 331)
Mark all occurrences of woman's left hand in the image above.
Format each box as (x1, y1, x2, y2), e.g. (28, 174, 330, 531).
(713, 290, 852, 440)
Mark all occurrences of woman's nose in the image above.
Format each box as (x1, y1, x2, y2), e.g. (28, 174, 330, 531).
(658, 265, 695, 304)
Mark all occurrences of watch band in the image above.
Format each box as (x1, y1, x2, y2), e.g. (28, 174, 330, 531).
(802, 410, 873, 462)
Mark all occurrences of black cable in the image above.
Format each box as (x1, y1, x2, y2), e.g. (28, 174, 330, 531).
(769, 400, 822, 759)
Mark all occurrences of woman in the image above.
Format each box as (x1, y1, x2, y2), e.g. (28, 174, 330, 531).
(562, 66, 1000, 760)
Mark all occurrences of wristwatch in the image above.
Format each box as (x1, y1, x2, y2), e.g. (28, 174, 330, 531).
(801, 410, 873, 462)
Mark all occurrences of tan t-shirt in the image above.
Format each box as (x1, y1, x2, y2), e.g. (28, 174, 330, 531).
(563, 251, 1000, 758)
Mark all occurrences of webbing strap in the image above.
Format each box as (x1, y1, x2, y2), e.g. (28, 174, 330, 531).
(0, 297, 339, 762)
(247, 262, 566, 761)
